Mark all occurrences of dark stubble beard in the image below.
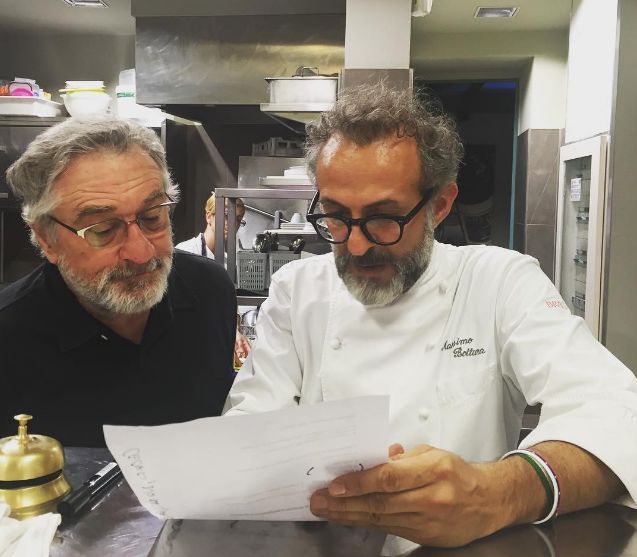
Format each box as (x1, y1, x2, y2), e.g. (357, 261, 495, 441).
(57, 253, 173, 316)
(333, 210, 435, 306)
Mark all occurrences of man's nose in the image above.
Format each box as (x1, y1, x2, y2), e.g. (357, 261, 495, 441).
(118, 222, 155, 263)
(346, 225, 374, 257)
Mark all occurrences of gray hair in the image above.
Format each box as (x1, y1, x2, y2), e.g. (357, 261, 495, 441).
(6, 118, 179, 248)
(305, 83, 464, 194)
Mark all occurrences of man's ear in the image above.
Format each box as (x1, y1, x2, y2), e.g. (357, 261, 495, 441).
(205, 211, 214, 226)
(31, 224, 60, 265)
(431, 183, 458, 227)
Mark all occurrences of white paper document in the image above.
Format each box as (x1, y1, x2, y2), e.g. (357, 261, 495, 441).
(104, 396, 389, 521)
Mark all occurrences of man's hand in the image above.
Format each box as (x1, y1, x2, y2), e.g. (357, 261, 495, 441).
(309, 444, 511, 548)
(233, 332, 251, 368)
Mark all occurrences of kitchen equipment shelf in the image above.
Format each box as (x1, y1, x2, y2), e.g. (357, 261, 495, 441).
(259, 176, 313, 187)
(572, 295, 586, 312)
(1, 116, 69, 283)
(214, 187, 316, 306)
(0, 97, 63, 117)
(237, 251, 269, 291)
(555, 135, 608, 339)
(575, 207, 589, 224)
(264, 229, 316, 235)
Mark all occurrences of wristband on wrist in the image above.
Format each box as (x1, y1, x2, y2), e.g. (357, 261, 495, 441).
(501, 449, 560, 525)
(526, 449, 561, 524)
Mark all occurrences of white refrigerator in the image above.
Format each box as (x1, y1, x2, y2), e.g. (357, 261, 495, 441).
(555, 134, 609, 340)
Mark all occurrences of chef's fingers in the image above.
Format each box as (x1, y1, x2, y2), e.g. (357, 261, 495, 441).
(327, 448, 438, 497)
(388, 443, 405, 459)
(311, 487, 432, 517)
(396, 444, 436, 457)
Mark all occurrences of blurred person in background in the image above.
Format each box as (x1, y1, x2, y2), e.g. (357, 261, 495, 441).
(0, 119, 237, 447)
(176, 192, 251, 365)
(176, 192, 246, 260)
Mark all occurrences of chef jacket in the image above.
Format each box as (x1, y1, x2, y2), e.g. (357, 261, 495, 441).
(176, 233, 215, 259)
(227, 241, 637, 504)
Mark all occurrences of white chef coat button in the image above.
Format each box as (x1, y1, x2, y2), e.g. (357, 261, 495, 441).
(425, 342, 435, 352)
(419, 408, 430, 421)
(439, 282, 448, 295)
(330, 337, 342, 350)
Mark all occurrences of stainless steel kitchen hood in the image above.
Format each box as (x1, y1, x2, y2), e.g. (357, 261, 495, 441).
(259, 104, 333, 124)
(134, 15, 345, 106)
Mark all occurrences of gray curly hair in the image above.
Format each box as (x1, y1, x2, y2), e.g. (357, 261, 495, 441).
(6, 117, 179, 249)
(305, 83, 464, 194)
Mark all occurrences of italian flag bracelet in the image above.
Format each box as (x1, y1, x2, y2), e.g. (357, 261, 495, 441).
(500, 448, 561, 524)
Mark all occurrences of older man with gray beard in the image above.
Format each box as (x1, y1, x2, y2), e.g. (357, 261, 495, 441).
(0, 118, 237, 447)
(225, 84, 637, 548)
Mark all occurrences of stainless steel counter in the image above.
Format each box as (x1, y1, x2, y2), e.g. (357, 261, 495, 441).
(50, 447, 162, 557)
(51, 448, 637, 557)
(147, 506, 637, 557)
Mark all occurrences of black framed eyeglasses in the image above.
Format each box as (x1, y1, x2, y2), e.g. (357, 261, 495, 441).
(306, 189, 435, 246)
(49, 198, 178, 249)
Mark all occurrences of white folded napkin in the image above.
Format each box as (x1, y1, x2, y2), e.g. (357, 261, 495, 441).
(0, 503, 61, 557)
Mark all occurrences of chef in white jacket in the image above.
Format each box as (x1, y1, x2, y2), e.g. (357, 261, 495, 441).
(176, 192, 251, 363)
(225, 83, 637, 547)
(176, 192, 246, 260)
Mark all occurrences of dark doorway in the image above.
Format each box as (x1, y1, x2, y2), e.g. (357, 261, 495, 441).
(415, 80, 517, 248)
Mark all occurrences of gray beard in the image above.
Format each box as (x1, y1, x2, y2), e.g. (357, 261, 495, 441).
(57, 254, 173, 315)
(333, 214, 435, 306)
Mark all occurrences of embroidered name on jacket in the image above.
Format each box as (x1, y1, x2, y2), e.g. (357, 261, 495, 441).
(441, 337, 486, 358)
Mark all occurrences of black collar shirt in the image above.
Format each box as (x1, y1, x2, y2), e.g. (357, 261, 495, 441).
(0, 251, 237, 447)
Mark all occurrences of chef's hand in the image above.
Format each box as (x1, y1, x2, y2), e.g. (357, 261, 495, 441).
(234, 331, 251, 366)
(309, 444, 508, 548)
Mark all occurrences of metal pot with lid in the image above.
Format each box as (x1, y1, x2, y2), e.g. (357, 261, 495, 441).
(0, 414, 71, 519)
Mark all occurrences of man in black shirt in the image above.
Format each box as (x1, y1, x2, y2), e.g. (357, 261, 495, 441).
(0, 119, 237, 447)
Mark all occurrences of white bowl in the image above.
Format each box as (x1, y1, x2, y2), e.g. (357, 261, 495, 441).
(62, 91, 111, 118)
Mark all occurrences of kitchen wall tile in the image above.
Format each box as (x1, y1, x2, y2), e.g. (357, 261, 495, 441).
(526, 223, 556, 281)
(513, 222, 526, 254)
(514, 130, 529, 225)
(526, 129, 560, 226)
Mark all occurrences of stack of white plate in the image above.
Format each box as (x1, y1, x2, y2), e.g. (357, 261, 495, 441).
(283, 165, 308, 176)
(280, 222, 314, 232)
(259, 163, 314, 188)
(259, 176, 314, 188)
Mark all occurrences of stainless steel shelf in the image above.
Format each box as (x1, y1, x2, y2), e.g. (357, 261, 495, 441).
(214, 187, 316, 284)
(260, 102, 333, 113)
(0, 116, 67, 126)
(237, 295, 267, 306)
(264, 229, 316, 235)
(216, 188, 315, 200)
(259, 176, 313, 187)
